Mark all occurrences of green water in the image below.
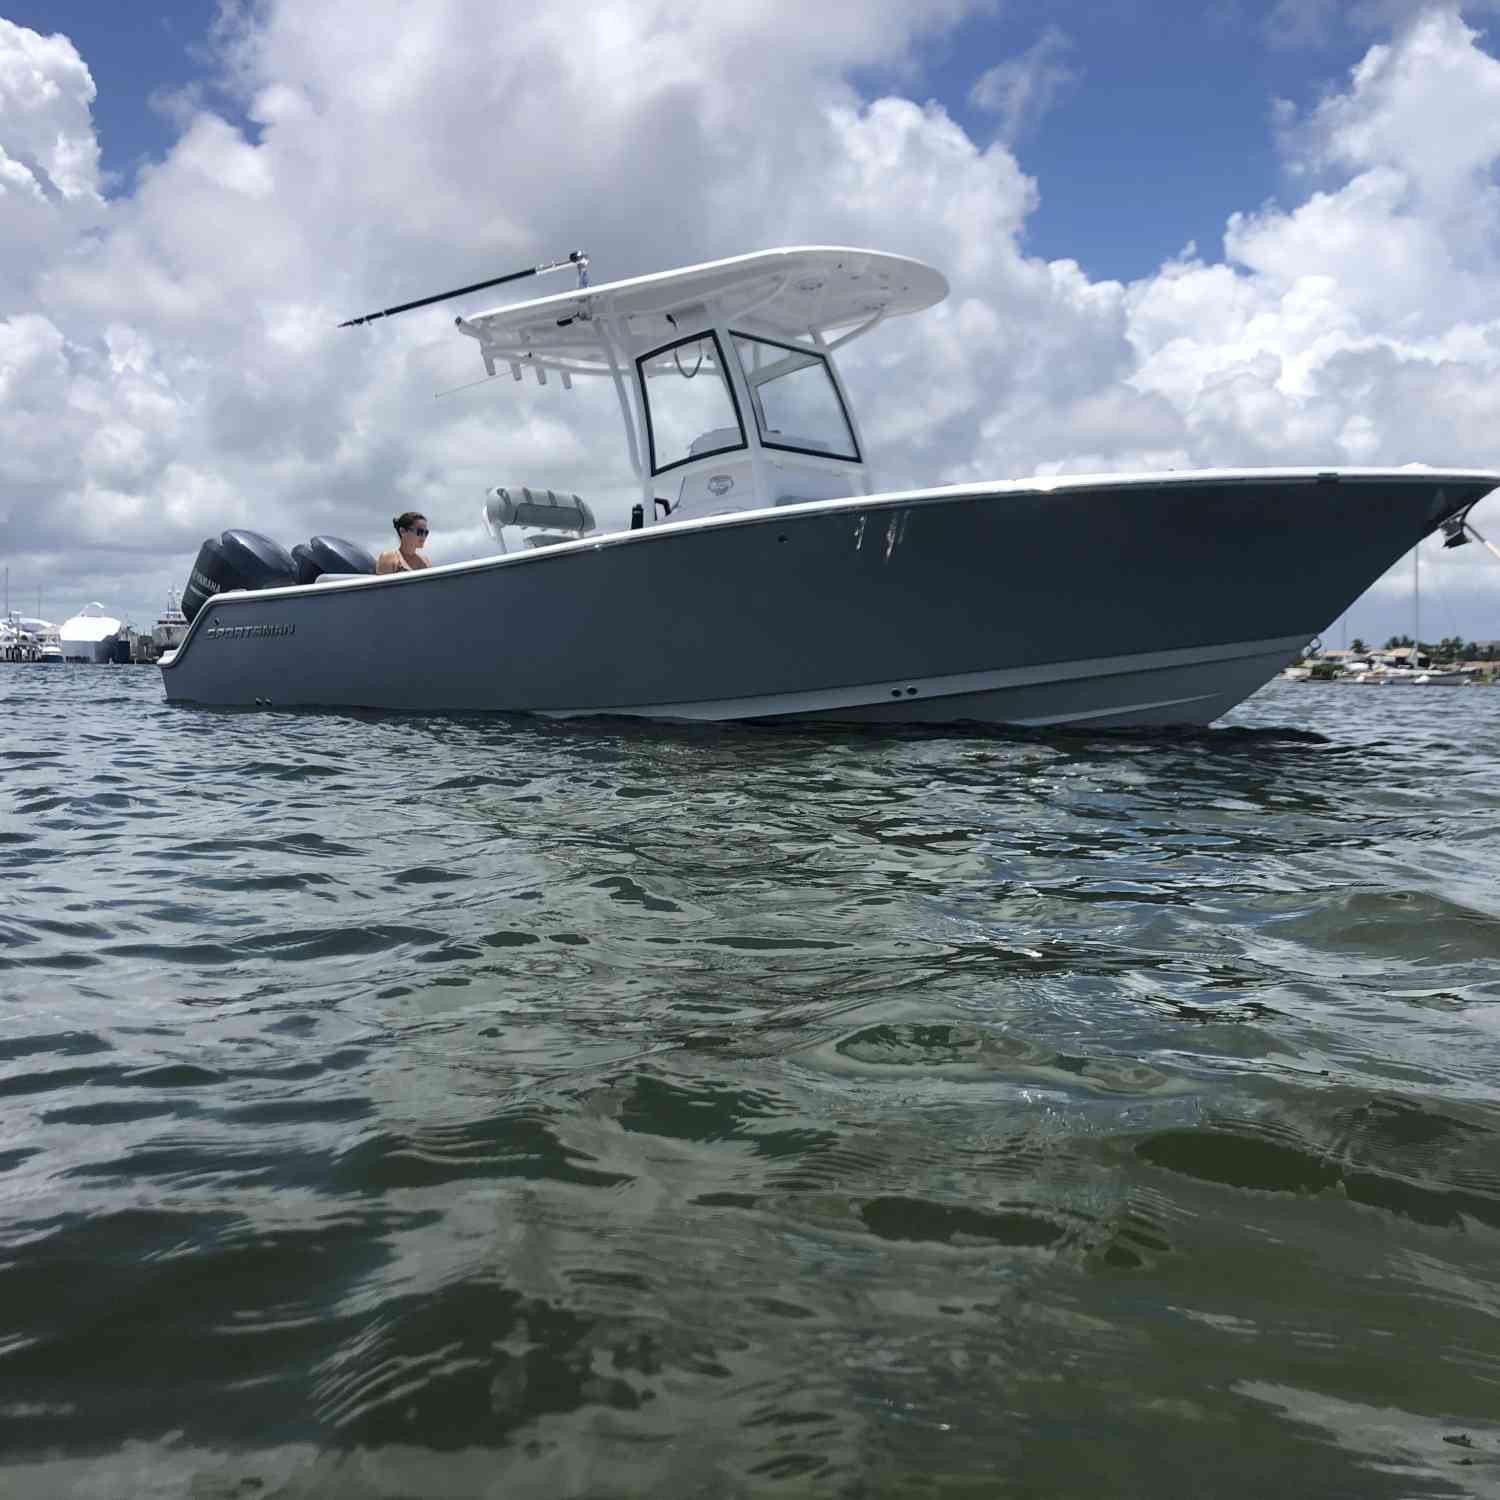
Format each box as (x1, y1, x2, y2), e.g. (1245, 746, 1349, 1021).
(2, 670, 1498, 1497)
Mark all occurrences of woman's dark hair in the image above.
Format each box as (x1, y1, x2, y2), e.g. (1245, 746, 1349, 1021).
(393, 511, 427, 535)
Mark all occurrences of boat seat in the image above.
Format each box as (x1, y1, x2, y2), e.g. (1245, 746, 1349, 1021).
(483, 486, 596, 536)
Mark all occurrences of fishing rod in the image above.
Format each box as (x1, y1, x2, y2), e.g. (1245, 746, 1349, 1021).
(338, 250, 589, 328)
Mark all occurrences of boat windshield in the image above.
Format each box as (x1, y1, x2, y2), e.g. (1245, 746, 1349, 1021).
(732, 333, 858, 461)
(638, 332, 746, 475)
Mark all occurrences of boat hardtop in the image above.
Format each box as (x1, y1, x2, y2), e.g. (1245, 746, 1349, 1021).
(456, 246, 949, 368)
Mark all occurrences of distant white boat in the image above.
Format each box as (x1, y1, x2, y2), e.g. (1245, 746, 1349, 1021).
(1, 612, 58, 663)
(1342, 657, 1472, 684)
(2, 616, 32, 662)
(59, 603, 125, 664)
(1378, 662, 1472, 685)
(21, 615, 61, 663)
(152, 590, 188, 653)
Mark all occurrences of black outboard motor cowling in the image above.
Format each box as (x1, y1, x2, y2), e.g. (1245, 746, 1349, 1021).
(180, 529, 367, 629)
(291, 543, 322, 586)
(309, 535, 377, 575)
(219, 529, 298, 590)
(181, 535, 234, 623)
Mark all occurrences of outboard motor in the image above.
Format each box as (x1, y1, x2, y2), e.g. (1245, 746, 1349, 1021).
(181, 535, 233, 623)
(181, 529, 299, 623)
(309, 535, 377, 575)
(289, 535, 377, 587)
(291, 543, 321, 586)
(219, 529, 298, 590)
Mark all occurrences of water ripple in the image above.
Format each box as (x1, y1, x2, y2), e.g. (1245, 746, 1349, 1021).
(1, 667, 1499, 1493)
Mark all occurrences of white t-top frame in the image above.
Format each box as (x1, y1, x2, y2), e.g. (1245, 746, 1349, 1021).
(455, 246, 948, 524)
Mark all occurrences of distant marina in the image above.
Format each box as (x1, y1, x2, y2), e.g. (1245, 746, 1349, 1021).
(1, 593, 187, 667)
(1285, 641, 1500, 686)
(1291, 525, 1500, 685)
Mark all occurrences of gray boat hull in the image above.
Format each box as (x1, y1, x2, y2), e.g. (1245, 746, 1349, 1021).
(160, 470, 1497, 728)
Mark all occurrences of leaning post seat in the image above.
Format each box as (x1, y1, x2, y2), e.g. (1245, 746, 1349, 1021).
(523, 533, 588, 549)
(482, 486, 596, 541)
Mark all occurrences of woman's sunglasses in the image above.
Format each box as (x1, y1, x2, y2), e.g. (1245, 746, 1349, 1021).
(406, 526, 430, 537)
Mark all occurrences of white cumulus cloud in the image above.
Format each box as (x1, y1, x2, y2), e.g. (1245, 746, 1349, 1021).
(969, 26, 1078, 144)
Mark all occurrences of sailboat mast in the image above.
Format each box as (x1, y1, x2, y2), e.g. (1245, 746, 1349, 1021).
(1413, 543, 1421, 664)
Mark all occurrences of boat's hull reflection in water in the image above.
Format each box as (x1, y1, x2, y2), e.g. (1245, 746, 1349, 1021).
(161, 470, 1496, 727)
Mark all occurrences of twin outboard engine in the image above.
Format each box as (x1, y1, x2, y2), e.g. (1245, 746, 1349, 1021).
(180, 531, 376, 622)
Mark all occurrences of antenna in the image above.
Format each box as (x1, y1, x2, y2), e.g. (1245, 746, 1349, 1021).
(338, 250, 589, 328)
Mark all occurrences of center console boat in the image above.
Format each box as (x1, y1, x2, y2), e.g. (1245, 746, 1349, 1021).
(159, 246, 1500, 727)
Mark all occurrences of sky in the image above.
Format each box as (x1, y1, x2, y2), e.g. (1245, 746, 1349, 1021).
(4, 0, 1500, 648)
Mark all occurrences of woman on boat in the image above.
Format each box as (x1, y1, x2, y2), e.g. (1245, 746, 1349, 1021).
(376, 512, 431, 574)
